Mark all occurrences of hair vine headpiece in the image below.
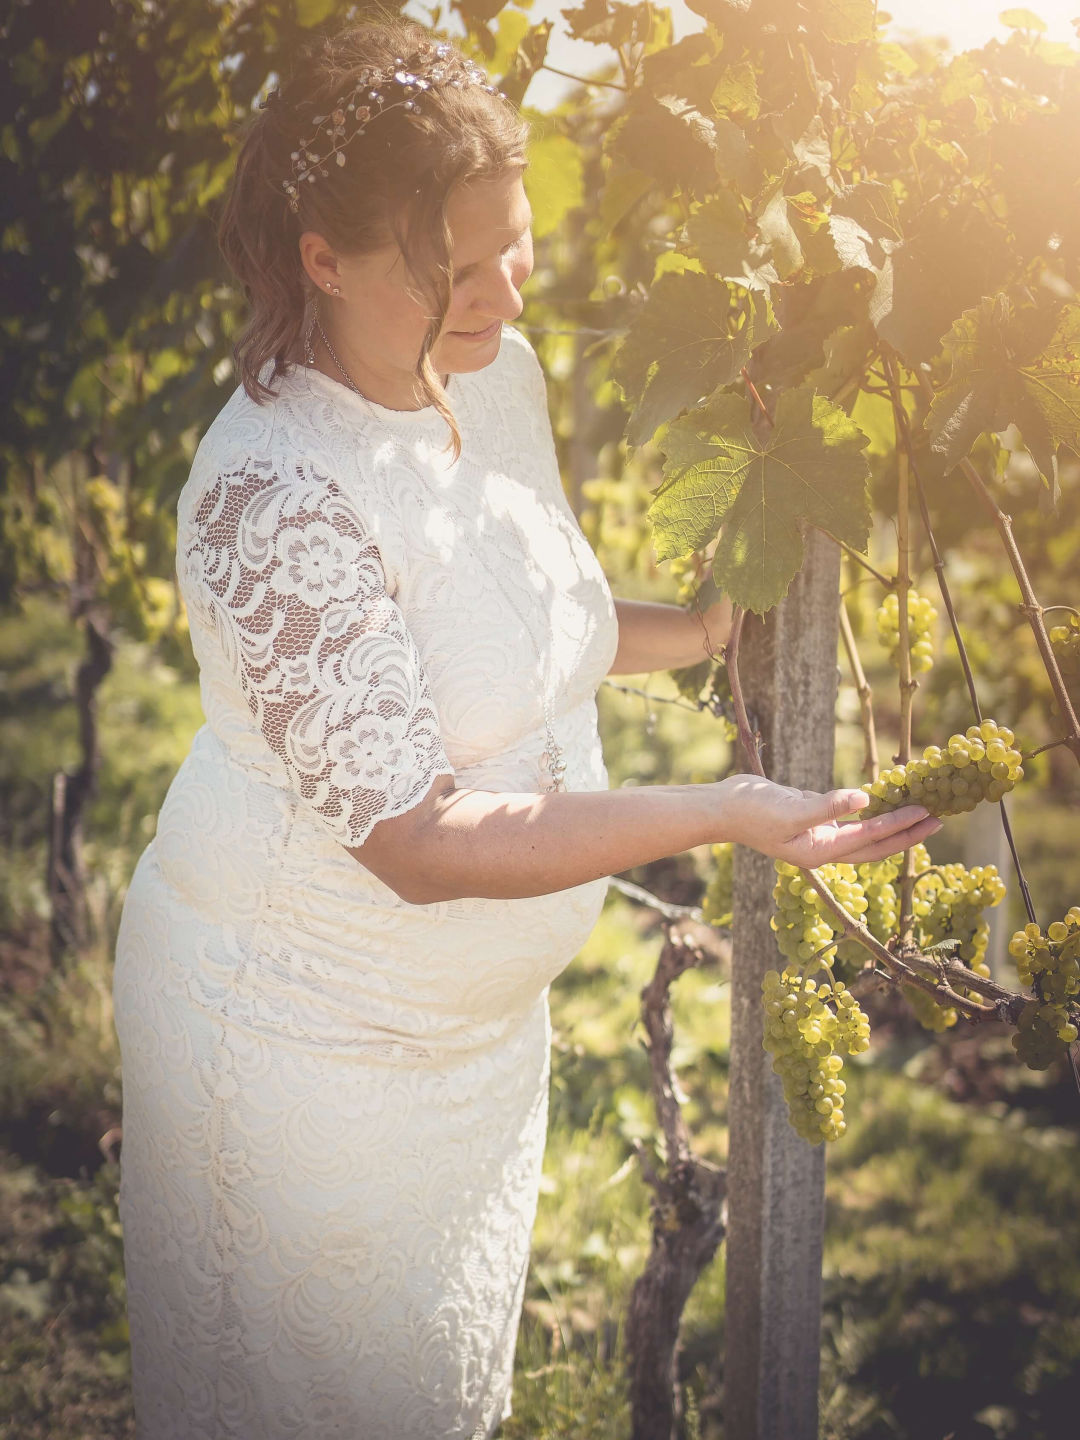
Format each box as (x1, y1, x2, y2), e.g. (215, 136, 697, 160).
(259, 41, 508, 215)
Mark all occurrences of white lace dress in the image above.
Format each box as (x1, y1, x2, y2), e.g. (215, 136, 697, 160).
(112, 322, 620, 1440)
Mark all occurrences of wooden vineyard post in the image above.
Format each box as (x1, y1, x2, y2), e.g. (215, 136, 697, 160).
(724, 530, 842, 1439)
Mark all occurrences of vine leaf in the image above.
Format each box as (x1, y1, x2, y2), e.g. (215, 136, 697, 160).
(685, 190, 779, 293)
(925, 295, 1080, 502)
(647, 386, 872, 614)
(612, 269, 775, 449)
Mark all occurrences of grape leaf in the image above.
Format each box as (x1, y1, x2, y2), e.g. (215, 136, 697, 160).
(647, 386, 872, 614)
(925, 296, 1080, 501)
(685, 191, 780, 293)
(612, 269, 775, 448)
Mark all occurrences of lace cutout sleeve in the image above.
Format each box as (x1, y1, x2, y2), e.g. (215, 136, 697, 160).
(180, 460, 455, 848)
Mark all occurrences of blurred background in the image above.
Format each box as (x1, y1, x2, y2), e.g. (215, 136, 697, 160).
(2, 2, 1079, 1437)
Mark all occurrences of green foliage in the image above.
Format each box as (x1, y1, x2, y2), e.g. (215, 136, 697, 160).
(926, 296, 1080, 496)
(646, 385, 872, 612)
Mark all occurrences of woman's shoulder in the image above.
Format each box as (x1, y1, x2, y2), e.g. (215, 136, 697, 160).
(182, 362, 361, 499)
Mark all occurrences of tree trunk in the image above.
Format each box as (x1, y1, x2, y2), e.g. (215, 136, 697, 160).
(723, 530, 842, 1439)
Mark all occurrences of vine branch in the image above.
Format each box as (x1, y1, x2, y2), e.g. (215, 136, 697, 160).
(884, 352, 1039, 926)
(838, 595, 879, 781)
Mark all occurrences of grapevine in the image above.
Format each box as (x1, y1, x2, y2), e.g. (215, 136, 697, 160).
(876, 587, 937, 674)
(861, 720, 1023, 817)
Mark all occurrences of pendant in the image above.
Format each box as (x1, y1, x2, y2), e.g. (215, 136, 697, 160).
(542, 746, 568, 792)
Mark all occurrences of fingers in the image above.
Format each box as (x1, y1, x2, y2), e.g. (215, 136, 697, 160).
(825, 812, 944, 865)
(803, 788, 872, 824)
(834, 802, 932, 837)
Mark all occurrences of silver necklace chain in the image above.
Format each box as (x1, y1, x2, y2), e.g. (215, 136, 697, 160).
(303, 310, 569, 794)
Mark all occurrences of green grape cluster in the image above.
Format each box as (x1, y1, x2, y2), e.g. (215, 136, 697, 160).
(899, 841, 1005, 1031)
(861, 720, 1023, 818)
(702, 842, 733, 928)
(829, 855, 901, 982)
(771, 860, 867, 969)
(858, 856, 901, 944)
(902, 982, 958, 1032)
(1049, 613, 1080, 712)
(1008, 910, 1080, 1069)
(761, 969, 870, 1143)
(876, 587, 938, 673)
(915, 852, 1006, 976)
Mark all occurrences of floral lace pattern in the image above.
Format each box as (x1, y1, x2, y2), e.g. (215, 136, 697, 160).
(180, 462, 455, 847)
(113, 324, 620, 1438)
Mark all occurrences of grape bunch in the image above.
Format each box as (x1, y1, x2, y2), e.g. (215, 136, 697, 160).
(832, 855, 900, 982)
(860, 720, 1023, 818)
(876, 587, 938, 673)
(1008, 910, 1080, 1069)
(898, 842, 1005, 1030)
(914, 849, 1006, 976)
(1049, 613, 1080, 713)
(771, 860, 867, 969)
(901, 981, 958, 1032)
(761, 968, 870, 1143)
(702, 842, 733, 928)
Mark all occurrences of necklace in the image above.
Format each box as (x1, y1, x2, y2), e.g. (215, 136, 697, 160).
(303, 310, 569, 794)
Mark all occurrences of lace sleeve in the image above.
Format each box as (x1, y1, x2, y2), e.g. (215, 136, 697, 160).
(179, 460, 455, 848)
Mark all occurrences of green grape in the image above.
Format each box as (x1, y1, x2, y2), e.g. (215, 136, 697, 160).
(915, 855, 1005, 977)
(890, 842, 1004, 1030)
(861, 719, 1023, 818)
(876, 587, 938, 674)
(702, 842, 733, 928)
(1049, 614, 1080, 714)
(858, 855, 900, 945)
(761, 968, 869, 1144)
(771, 860, 868, 971)
(831, 855, 900, 983)
(902, 981, 958, 1032)
(1008, 908, 1080, 1069)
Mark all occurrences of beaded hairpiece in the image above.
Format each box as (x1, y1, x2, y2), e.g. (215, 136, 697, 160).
(259, 42, 508, 214)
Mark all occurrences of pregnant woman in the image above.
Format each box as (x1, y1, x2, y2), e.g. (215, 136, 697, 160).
(111, 15, 940, 1439)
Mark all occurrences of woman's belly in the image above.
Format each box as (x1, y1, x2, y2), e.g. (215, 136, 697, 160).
(140, 713, 611, 1054)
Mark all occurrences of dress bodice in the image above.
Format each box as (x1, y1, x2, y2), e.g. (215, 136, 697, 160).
(150, 323, 620, 1056)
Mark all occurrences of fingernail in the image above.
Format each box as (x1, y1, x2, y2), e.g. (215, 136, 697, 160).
(929, 820, 944, 834)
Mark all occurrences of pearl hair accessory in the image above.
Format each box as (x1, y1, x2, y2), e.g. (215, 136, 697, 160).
(259, 42, 507, 215)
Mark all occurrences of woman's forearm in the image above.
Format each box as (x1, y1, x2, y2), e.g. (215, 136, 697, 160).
(346, 770, 944, 905)
(609, 597, 732, 674)
(399, 782, 718, 903)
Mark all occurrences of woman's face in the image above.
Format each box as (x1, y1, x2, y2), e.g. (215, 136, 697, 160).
(300, 167, 534, 404)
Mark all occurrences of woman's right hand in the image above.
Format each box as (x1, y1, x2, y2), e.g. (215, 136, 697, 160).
(713, 773, 943, 868)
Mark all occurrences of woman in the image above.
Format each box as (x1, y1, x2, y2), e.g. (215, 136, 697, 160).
(111, 16, 940, 1440)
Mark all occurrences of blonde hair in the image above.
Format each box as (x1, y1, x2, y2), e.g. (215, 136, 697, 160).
(216, 12, 530, 462)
